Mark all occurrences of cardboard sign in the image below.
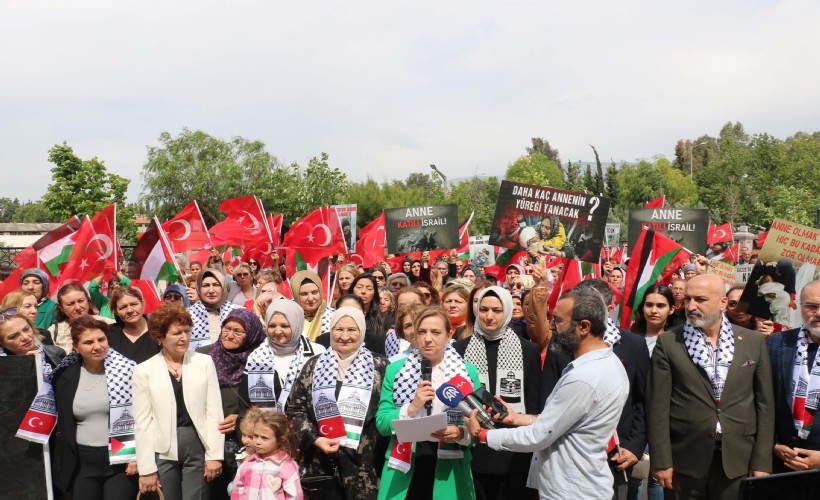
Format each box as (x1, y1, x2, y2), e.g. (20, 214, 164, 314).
(384, 204, 460, 254)
(735, 264, 754, 285)
(489, 180, 610, 264)
(706, 260, 737, 287)
(628, 208, 709, 255)
(332, 204, 358, 253)
(737, 219, 820, 329)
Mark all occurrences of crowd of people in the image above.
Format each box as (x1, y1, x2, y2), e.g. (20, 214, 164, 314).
(1, 240, 819, 500)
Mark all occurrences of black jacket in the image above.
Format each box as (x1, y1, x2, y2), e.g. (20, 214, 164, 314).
(540, 328, 649, 460)
(50, 362, 82, 494)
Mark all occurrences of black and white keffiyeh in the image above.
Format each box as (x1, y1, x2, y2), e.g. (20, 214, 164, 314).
(464, 327, 526, 413)
(188, 301, 239, 351)
(604, 318, 622, 346)
(0, 346, 53, 377)
(385, 330, 400, 359)
(791, 325, 820, 438)
(311, 347, 375, 450)
(245, 337, 319, 412)
(16, 348, 137, 464)
(683, 314, 735, 403)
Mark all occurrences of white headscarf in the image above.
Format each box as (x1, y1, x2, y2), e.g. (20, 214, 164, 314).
(473, 286, 514, 341)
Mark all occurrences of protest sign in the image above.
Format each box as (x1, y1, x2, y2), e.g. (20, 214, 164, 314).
(737, 218, 820, 329)
(706, 260, 737, 287)
(735, 264, 754, 285)
(384, 204, 460, 254)
(628, 208, 709, 255)
(605, 223, 620, 247)
(0, 357, 51, 499)
(332, 204, 358, 253)
(489, 180, 610, 264)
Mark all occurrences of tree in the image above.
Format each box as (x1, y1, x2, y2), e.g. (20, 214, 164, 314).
(615, 156, 698, 219)
(42, 143, 136, 241)
(447, 176, 500, 235)
(0, 197, 20, 222)
(12, 201, 54, 223)
(605, 161, 620, 206)
(564, 160, 583, 192)
(525, 138, 560, 165)
(505, 153, 564, 188)
(583, 165, 594, 193)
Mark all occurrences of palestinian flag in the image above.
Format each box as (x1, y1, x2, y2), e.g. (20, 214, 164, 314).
(619, 228, 691, 329)
(131, 217, 182, 285)
(34, 218, 82, 278)
(108, 406, 137, 464)
(285, 247, 334, 300)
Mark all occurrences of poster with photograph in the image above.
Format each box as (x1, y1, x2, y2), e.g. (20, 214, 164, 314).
(737, 218, 820, 329)
(332, 204, 358, 253)
(470, 244, 495, 267)
(384, 204, 460, 254)
(605, 223, 621, 247)
(488, 180, 610, 264)
(627, 208, 709, 255)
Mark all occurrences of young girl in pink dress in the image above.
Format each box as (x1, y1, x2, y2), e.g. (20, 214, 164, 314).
(231, 409, 303, 500)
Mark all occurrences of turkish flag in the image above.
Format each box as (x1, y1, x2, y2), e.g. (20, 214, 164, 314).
(756, 231, 769, 249)
(130, 280, 162, 314)
(707, 223, 734, 245)
(18, 409, 57, 436)
(724, 243, 740, 264)
(283, 207, 346, 254)
(161, 201, 211, 253)
(317, 414, 347, 440)
(644, 195, 665, 209)
(268, 214, 283, 248)
(55, 205, 119, 291)
(349, 212, 386, 268)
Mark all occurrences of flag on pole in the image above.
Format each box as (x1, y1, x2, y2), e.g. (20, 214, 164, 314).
(54, 205, 120, 291)
(161, 201, 211, 252)
(707, 223, 734, 245)
(643, 195, 665, 209)
(132, 217, 182, 286)
(283, 207, 346, 254)
(349, 212, 386, 268)
(620, 228, 691, 329)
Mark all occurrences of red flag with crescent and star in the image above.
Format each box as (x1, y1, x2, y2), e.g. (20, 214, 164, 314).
(53, 204, 120, 293)
(161, 200, 211, 253)
(317, 414, 347, 441)
(283, 207, 346, 255)
(707, 223, 734, 245)
(349, 212, 386, 268)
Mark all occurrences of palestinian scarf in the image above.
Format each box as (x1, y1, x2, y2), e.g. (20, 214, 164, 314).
(209, 308, 265, 386)
(245, 300, 307, 411)
(791, 325, 820, 438)
(312, 308, 373, 450)
(465, 287, 525, 413)
(290, 271, 328, 342)
(385, 329, 412, 362)
(683, 314, 735, 412)
(16, 348, 137, 464)
(0, 345, 53, 377)
(604, 318, 622, 346)
(189, 268, 239, 350)
(388, 345, 470, 473)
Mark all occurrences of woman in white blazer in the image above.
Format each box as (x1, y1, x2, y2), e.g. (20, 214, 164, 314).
(133, 303, 225, 500)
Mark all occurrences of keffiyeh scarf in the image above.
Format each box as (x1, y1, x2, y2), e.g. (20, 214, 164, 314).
(683, 315, 735, 413)
(246, 338, 318, 412)
(604, 318, 622, 346)
(311, 348, 374, 450)
(16, 348, 137, 464)
(464, 327, 526, 413)
(188, 301, 239, 351)
(791, 325, 820, 438)
(388, 345, 470, 473)
(0, 346, 53, 377)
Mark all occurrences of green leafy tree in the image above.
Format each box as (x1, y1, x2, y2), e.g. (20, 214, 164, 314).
(564, 160, 583, 192)
(42, 143, 136, 241)
(525, 138, 561, 165)
(583, 165, 594, 193)
(447, 176, 500, 235)
(605, 161, 620, 206)
(0, 197, 20, 222)
(12, 201, 53, 223)
(505, 153, 564, 188)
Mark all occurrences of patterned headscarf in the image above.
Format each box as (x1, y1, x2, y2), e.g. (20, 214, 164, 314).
(209, 308, 265, 386)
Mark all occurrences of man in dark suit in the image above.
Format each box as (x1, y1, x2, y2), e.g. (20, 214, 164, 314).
(648, 274, 774, 500)
(540, 278, 649, 499)
(768, 279, 820, 472)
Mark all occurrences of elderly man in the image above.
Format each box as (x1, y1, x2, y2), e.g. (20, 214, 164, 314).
(768, 279, 820, 472)
(648, 274, 774, 500)
(466, 290, 628, 499)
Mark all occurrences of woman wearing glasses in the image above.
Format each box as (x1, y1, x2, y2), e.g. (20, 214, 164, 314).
(107, 286, 159, 364)
(725, 285, 774, 337)
(229, 263, 257, 307)
(196, 308, 265, 499)
(163, 284, 191, 308)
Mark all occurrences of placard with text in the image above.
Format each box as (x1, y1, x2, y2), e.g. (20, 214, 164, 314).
(384, 204, 460, 254)
(628, 208, 709, 255)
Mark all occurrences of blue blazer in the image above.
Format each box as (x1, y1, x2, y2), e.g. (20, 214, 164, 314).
(767, 328, 820, 450)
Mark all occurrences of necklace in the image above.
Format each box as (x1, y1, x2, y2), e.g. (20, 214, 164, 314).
(163, 354, 183, 379)
(82, 367, 105, 391)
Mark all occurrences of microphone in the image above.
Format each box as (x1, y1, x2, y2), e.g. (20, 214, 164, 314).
(435, 375, 495, 429)
(421, 359, 432, 416)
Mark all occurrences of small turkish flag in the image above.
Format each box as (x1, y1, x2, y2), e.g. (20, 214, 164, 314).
(317, 415, 347, 440)
(18, 409, 57, 435)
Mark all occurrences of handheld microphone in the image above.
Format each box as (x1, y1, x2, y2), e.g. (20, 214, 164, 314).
(421, 359, 433, 416)
(435, 375, 495, 429)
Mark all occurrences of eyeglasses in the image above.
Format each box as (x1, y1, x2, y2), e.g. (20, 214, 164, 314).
(727, 300, 739, 308)
(249, 261, 259, 266)
(221, 326, 247, 338)
(0, 307, 19, 322)
(510, 283, 524, 290)
(236, 272, 251, 277)
(164, 293, 184, 302)
(373, 275, 385, 282)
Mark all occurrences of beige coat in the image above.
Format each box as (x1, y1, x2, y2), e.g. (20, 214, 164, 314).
(132, 351, 224, 474)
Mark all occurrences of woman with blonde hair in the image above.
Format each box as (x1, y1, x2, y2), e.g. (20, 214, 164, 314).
(2, 288, 54, 344)
(332, 264, 358, 305)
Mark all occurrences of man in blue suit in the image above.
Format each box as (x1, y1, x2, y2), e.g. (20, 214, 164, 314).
(768, 279, 820, 472)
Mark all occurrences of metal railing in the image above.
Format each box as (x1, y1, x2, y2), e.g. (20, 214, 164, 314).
(0, 247, 136, 269)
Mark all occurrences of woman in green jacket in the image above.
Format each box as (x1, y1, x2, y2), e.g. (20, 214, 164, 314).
(376, 306, 480, 500)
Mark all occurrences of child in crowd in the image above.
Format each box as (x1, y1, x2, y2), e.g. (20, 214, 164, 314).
(231, 409, 302, 500)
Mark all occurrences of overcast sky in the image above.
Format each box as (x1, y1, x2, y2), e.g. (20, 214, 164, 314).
(2, 0, 818, 203)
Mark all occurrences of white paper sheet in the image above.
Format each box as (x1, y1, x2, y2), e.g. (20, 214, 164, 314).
(391, 413, 448, 443)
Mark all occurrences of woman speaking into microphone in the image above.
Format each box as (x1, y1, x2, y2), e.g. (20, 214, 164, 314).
(376, 306, 481, 500)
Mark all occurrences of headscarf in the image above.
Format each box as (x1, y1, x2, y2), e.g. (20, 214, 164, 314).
(163, 283, 191, 308)
(196, 268, 229, 311)
(209, 308, 265, 386)
(265, 299, 305, 356)
(329, 306, 367, 379)
(386, 273, 410, 289)
(683, 264, 697, 274)
(472, 286, 514, 341)
(504, 264, 525, 281)
(20, 268, 49, 303)
(460, 265, 480, 283)
(288, 270, 327, 341)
